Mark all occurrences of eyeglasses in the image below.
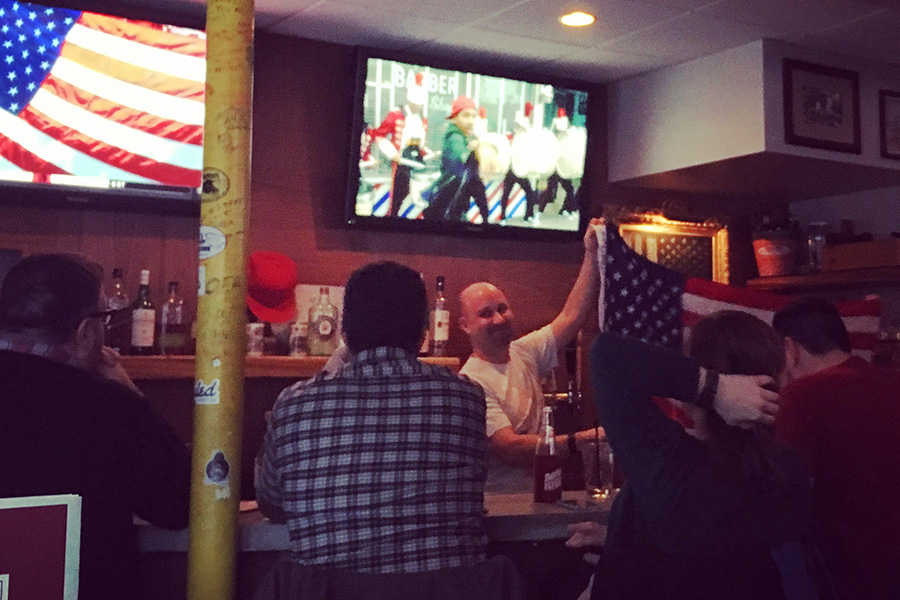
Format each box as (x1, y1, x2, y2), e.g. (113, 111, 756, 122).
(88, 308, 120, 326)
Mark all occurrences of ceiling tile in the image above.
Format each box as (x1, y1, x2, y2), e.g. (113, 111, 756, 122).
(548, 47, 669, 82)
(479, 0, 680, 48)
(694, 0, 884, 36)
(634, 0, 722, 9)
(425, 27, 580, 62)
(267, 2, 448, 50)
(603, 12, 775, 61)
(811, 8, 900, 63)
(301, 0, 532, 25)
(254, 0, 324, 29)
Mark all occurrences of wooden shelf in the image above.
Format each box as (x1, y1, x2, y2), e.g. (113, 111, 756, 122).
(120, 355, 460, 380)
(746, 266, 900, 294)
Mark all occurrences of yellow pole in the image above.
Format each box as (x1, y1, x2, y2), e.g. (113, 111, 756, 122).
(187, 0, 254, 598)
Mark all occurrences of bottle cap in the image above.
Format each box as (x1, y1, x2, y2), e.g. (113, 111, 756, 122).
(139, 269, 150, 285)
(112, 268, 123, 278)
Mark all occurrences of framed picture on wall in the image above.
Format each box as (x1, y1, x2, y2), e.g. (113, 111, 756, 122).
(618, 217, 729, 284)
(783, 59, 861, 154)
(879, 89, 900, 160)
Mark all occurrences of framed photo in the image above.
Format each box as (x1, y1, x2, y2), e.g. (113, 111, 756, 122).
(783, 59, 861, 154)
(879, 89, 900, 160)
(618, 216, 729, 284)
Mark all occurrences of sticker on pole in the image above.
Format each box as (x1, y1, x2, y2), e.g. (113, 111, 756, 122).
(204, 451, 232, 499)
(194, 378, 220, 405)
(199, 226, 226, 260)
(201, 167, 230, 202)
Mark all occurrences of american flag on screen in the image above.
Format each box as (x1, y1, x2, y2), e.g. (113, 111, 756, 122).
(0, 0, 205, 188)
(598, 222, 881, 359)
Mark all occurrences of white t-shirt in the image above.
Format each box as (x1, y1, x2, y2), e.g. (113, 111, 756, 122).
(460, 325, 558, 493)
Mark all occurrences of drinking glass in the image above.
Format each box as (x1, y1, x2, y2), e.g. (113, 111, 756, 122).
(246, 323, 265, 356)
(807, 222, 829, 271)
(581, 436, 614, 501)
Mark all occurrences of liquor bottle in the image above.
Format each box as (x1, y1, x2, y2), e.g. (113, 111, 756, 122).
(159, 281, 188, 355)
(533, 405, 563, 503)
(130, 269, 155, 355)
(105, 267, 130, 354)
(430, 275, 449, 356)
(561, 346, 585, 491)
(308, 287, 339, 356)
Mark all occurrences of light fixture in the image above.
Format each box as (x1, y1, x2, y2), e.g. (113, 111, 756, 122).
(560, 11, 595, 27)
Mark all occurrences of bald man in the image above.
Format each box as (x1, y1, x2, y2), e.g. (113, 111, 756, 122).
(459, 219, 603, 493)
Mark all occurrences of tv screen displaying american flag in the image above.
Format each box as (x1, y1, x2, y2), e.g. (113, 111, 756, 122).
(0, 0, 205, 198)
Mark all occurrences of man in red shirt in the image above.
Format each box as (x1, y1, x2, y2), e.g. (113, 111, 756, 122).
(773, 298, 900, 600)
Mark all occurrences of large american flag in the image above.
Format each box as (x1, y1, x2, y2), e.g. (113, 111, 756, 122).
(0, 0, 204, 188)
(598, 222, 881, 360)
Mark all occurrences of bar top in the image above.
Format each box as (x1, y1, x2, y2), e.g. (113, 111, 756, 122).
(120, 355, 461, 380)
(137, 492, 611, 552)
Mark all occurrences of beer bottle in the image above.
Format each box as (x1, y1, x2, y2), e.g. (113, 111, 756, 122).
(534, 405, 563, 503)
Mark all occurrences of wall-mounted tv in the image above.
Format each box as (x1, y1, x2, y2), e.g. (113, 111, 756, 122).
(346, 51, 593, 239)
(0, 0, 205, 213)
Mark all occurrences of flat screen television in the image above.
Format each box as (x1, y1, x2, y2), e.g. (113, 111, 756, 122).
(346, 51, 594, 239)
(0, 0, 205, 214)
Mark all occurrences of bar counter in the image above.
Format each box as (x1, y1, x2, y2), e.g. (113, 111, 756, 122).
(138, 491, 610, 551)
(136, 492, 609, 600)
(121, 354, 462, 379)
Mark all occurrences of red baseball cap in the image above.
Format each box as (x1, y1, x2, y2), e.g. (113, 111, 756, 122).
(246, 251, 299, 323)
(447, 95, 476, 119)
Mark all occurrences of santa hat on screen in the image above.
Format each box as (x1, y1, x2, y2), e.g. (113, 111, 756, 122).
(553, 107, 569, 132)
(447, 95, 476, 119)
(406, 72, 426, 106)
(514, 101, 533, 130)
(246, 251, 299, 323)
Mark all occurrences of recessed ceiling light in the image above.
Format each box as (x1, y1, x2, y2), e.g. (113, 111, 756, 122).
(560, 11, 595, 27)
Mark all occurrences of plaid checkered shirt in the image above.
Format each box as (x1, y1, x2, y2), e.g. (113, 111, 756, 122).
(256, 346, 488, 573)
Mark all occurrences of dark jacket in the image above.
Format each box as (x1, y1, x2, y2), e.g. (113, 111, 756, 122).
(590, 334, 817, 600)
(0, 350, 191, 600)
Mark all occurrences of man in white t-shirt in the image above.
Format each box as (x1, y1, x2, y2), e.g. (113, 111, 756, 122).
(459, 219, 603, 493)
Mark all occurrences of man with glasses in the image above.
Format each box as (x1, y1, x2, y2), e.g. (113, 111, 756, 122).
(0, 254, 190, 600)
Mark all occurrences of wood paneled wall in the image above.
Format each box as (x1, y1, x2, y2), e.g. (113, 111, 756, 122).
(0, 32, 600, 359)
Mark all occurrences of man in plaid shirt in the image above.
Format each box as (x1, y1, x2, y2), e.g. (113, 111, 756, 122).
(256, 261, 488, 573)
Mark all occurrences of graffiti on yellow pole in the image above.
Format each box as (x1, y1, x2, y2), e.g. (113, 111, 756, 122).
(187, 0, 254, 599)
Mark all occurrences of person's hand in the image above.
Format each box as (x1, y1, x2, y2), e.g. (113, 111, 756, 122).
(566, 521, 606, 548)
(95, 346, 142, 395)
(713, 374, 779, 428)
(583, 217, 604, 262)
(573, 426, 604, 443)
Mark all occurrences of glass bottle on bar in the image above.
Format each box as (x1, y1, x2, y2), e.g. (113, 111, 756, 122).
(105, 267, 130, 354)
(159, 281, 188, 355)
(533, 405, 563, 503)
(308, 286, 339, 356)
(130, 269, 155, 355)
(430, 275, 449, 356)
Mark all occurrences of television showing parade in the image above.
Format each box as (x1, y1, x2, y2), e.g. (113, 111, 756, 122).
(354, 58, 589, 232)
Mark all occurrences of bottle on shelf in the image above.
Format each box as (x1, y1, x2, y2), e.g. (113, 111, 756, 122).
(430, 275, 449, 356)
(159, 281, 189, 355)
(533, 405, 563, 503)
(105, 267, 130, 354)
(289, 321, 310, 357)
(130, 269, 156, 355)
(308, 286, 340, 356)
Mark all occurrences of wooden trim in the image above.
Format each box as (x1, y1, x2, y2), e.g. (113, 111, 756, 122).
(746, 266, 900, 293)
(121, 355, 461, 380)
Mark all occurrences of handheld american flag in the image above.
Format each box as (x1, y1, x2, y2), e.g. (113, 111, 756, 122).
(598, 222, 881, 359)
(0, 0, 204, 188)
